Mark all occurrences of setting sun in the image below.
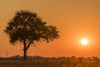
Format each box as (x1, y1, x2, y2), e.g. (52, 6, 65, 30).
(81, 39, 88, 45)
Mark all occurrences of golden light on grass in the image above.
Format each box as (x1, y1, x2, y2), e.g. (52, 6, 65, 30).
(81, 39, 88, 45)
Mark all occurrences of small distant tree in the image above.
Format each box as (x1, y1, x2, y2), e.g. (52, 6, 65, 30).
(4, 10, 59, 60)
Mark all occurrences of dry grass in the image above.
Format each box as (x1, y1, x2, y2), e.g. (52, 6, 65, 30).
(0, 59, 99, 67)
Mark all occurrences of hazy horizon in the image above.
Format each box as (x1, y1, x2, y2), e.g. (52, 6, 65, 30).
(0, 0, 100, 57)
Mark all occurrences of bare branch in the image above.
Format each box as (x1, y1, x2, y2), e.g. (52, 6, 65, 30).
(26, 42, 31, 50)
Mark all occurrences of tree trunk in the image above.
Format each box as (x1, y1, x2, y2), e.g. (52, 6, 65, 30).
(23, 40, 27, 60)
(23, 40, 31, 60)
(24, 48, 27, 60)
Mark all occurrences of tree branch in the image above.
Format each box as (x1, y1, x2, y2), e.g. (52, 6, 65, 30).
(26, 42, 31, 50)
(33, 43, 38, 48)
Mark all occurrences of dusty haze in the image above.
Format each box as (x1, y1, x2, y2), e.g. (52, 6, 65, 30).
(0, 0, 100, 57)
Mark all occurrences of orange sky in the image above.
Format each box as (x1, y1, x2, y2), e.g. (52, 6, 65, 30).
(0, 0, 100, 57)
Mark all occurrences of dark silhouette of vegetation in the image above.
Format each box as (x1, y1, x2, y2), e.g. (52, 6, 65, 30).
(0, 56, 100, 67)
(4, 10, 59, 60)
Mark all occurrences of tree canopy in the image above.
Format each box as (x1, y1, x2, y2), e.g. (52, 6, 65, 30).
(4, 10, 60, 60)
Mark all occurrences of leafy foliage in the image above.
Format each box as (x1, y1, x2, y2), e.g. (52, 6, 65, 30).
(4, 10, 59, 45)
(4, 10, 60, 60)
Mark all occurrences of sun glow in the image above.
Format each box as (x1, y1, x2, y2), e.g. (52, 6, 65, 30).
(81, 39, 88, 45)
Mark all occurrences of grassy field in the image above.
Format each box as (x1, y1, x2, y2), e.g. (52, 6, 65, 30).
(0, 59, 100, 67)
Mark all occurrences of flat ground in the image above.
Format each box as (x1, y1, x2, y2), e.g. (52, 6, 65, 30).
(0, 59, 99, 67)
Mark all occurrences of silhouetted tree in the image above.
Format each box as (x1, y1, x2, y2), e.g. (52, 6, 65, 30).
(4, 10, 59, 60)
